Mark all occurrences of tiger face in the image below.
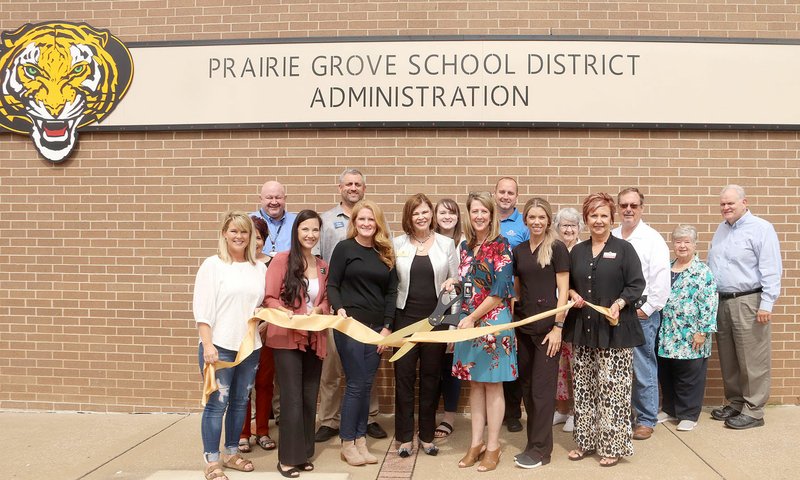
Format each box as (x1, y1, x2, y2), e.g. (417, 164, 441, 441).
(0, 22, 133, 162)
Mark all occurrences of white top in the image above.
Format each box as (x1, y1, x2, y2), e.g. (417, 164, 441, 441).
(612, 220, 671, 316)
(393, 232, 459, 309)
(306, 277, 320, 311)
(193, 255, 267, 351)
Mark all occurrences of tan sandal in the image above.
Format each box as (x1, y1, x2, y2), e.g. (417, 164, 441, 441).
(458, 443, 486, 468)
(222, 453, 254, 472)
(477, 448, 501, 472)
(204, 462, 228, 480)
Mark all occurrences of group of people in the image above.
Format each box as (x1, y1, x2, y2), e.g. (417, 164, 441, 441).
(193, 173, 782, 479)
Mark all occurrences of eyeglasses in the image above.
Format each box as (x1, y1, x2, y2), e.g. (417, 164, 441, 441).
(618, 203, 641, 209)
(559, 224, 578, 230)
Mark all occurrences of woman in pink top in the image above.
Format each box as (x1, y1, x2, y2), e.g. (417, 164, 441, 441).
(263, 209, 330, 478)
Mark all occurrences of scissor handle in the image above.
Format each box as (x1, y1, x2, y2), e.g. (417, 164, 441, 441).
(428, 284, 463, 326)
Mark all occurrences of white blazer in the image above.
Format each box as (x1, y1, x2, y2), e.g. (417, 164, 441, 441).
(393, 232, 459, 309)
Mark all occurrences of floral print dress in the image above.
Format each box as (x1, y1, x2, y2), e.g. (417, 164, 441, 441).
(452, 236, 517, 382)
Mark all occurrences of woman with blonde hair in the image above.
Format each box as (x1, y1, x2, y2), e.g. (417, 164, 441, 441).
(511, 197, 570, 469)
(327, 200, 398, 466)
(446, 191, 516, 472)
(194, 211, 266, 480)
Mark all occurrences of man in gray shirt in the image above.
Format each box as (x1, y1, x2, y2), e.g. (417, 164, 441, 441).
(314, 168, 388, 442)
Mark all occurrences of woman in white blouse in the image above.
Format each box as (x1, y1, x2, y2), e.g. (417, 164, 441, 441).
(392, 193, 458, 457)
(194, 211, 266, 480)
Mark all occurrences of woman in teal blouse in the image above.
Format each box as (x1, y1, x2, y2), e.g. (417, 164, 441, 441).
(657, 224, 718, 432)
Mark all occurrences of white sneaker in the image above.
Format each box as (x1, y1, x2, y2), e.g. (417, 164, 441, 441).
(553, 411, 570, 425)
(657, 411, 677, 424)
(676, 420, 697, 431)
(562, 415, 574, 432)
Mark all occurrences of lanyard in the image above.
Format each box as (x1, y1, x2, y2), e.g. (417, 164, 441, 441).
(259, 209, 285, 253)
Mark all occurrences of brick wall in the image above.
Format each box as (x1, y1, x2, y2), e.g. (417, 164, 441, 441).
(1, 1, 798, 412)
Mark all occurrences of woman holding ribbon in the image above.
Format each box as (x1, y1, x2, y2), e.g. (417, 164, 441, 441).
(511, 198, 570, 469)
(392, 194, 459, 457)
(327, 200, 398, 466)
(194, 211, 265, 480)
(239, 215, 276, 453)
(564, 193, 645, 467)
(449, 191, 516, 473)
(263, 209, 329, 477)
(552, 207, 583, 432)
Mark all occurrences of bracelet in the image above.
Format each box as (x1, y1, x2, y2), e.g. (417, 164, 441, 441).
(615, 298, 626, 309)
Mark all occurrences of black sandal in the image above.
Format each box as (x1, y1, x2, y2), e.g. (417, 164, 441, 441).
(434, 421, 453, 438)
(277, 462, 300, 478)
(299, 462, 314, 471)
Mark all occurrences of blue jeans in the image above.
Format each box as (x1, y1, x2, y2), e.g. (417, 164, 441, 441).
(632, 310, 661, 428)
(198, 344, 260, 462)
(334, 329, 380, 441)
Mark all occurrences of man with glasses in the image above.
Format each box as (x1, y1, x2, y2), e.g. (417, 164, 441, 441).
(612, 187, 670, 440)
(252, 180, 296, 256)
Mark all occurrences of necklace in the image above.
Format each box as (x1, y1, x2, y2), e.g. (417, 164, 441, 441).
(412, 231, 433, 252)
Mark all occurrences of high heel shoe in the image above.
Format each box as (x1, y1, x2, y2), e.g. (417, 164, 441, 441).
(477, 448, 501, 472)
(458, 443, 486, 468)
(419, 438, 439, 456)
(397, 441, 413, 458)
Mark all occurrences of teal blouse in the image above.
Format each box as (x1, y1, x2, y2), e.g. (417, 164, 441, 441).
(657, 256, 718, 359)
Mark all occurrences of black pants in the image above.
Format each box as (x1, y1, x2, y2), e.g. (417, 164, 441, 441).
(517, 332, 560, 462)
(503, 379, 523, 421)
(657, 356, 708, 422)
(274, 348, 323, 466)
(393, 341, 447, 443)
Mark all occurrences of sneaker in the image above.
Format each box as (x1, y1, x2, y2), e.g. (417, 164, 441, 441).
(553, 411, 570, 425)
(562, 415, 574, 432)
(514, 453, 548, 469)
(676, 420, 697, 431)
(657, 411, 677, 424)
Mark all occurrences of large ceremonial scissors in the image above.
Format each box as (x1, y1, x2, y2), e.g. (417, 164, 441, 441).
(383, 284, 463, 362)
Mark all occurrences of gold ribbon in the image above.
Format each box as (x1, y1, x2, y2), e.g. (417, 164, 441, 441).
(201, 301, 616, 403)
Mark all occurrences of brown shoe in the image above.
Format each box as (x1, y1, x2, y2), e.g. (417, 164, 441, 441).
(355, 436, 378, 464)
(477, 448, 501, 472)
(458, 443, 486, 468)
(340, 440, 367, 466)
(633, 425, 654, 440)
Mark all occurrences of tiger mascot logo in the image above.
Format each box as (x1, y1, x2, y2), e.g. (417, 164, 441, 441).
(0, 22, 133, 163)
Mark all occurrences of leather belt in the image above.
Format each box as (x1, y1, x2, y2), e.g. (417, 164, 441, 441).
(719, 288, 762, 300)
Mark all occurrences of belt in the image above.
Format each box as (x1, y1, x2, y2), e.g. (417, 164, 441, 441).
(718, 288, 762, 300)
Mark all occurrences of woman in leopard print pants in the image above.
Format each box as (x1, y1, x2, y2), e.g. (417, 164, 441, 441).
(563, 193, 645, 467)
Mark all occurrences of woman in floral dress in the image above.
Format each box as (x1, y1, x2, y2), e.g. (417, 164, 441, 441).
(447, 191, 516, 473)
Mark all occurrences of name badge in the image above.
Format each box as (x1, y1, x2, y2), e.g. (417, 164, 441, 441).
(603, 251, 617, 259)
(334, 221, 345, 229)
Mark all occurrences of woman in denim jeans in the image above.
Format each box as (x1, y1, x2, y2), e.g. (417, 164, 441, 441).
(194, 211, 266, 480)
(327, 200, 398, 466)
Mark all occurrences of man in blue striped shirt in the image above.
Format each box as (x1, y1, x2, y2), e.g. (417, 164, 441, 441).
(707, 184, 782, 430)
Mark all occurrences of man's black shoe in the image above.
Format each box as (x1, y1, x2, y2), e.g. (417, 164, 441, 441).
(506, 418, 523, 432)
(725, 413, 765, 430)
(367, 422, 388, 439)
(314, 426, 339, 443)
(710, 405, 740, 421)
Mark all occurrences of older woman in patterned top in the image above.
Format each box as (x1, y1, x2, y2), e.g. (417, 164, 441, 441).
(657, 225, 718, 432)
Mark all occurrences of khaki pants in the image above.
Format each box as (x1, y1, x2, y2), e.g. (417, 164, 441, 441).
(716, 293, 771, 419)
(317, 328, 380, 429)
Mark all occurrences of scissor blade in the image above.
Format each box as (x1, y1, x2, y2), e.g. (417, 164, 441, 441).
(389, 322, 434, 362)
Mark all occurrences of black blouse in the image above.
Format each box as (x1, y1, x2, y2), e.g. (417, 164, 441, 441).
(563, 235, 645, 349)
(512, 239, 570, 336)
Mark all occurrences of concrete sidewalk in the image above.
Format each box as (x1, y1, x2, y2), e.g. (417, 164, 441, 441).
(4, 406, 797, 480)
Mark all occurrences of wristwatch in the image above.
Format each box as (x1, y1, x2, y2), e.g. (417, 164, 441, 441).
(554, 321, 564, 328)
